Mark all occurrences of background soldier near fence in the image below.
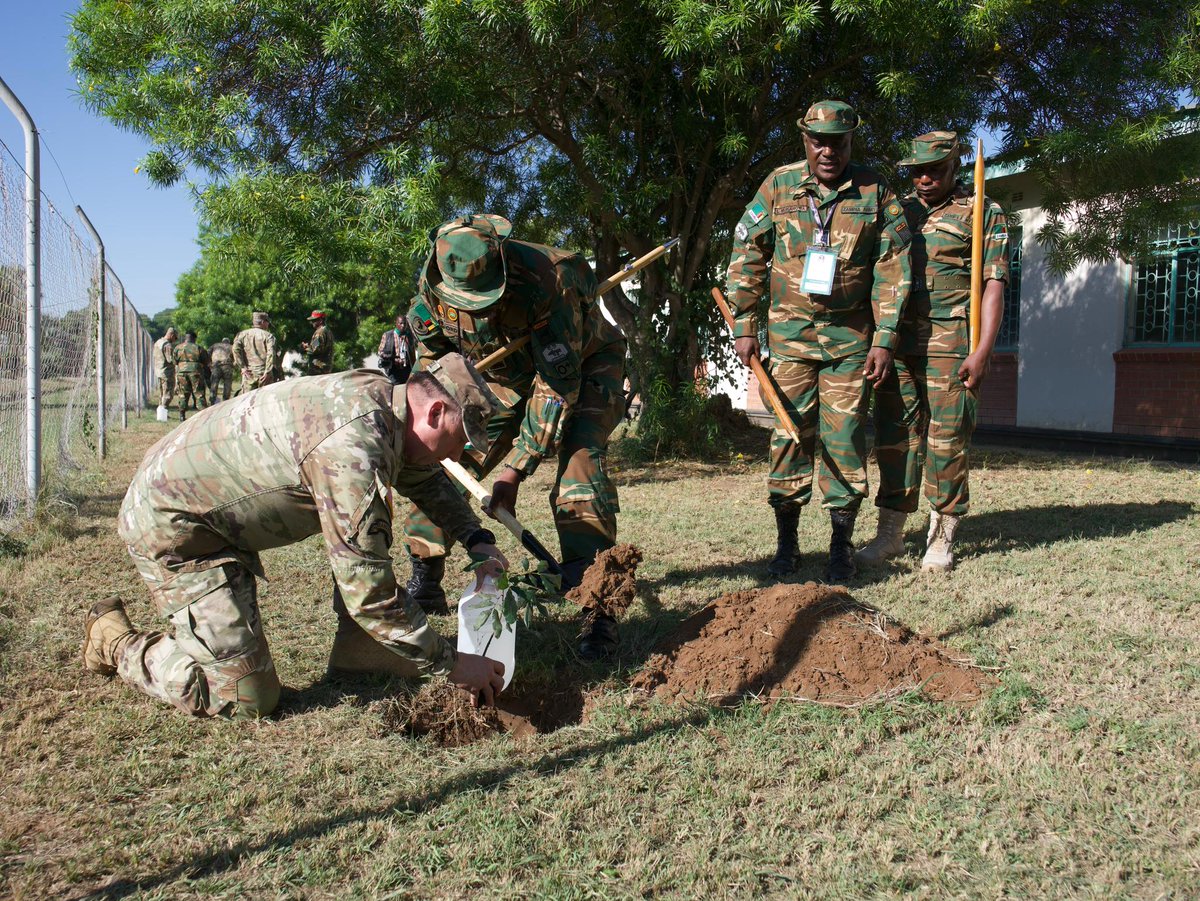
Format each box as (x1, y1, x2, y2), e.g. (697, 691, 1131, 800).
(208, 337, 234, 403)
(172, 331, 207, 422)
(858, 131, 1009, 572)
(152, 327, 177, 410)
(233, 311, 281, 394)
(726, 99, 912, 584)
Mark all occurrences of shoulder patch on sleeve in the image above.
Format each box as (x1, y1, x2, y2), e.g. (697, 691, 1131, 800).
(886, 202, 902, 218)
(747, 201, 767, 224)
(410, 300, 439, 338)
(734, 222, 749, 242)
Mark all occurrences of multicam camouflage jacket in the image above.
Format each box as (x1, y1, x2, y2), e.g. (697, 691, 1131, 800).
(173, 341, 205, 374)
(119, 370, 483, 674)
(232, 326, 280, 379)
(899, 185, 1010, 358)
(153, 336, 175, 375)
(409, 241, 627, 476)
(726, 160, 913, 360)
(208, 341, 233, 366)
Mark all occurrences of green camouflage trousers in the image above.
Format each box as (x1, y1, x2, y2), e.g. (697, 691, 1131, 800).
(156, 371, 175, 407)
(210, 363, 233, 403)
(405, 355, 626, 567)
(767, 352, 869, 511)
(117, 557, 280, 720)
(177, 371, 208, 414)
(871, 354, 978, 516)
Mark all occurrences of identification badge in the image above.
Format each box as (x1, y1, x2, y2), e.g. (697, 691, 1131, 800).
(800, 247, 838, 295)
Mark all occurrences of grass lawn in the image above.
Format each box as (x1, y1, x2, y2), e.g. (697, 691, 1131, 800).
(1, 415, 1197, 898)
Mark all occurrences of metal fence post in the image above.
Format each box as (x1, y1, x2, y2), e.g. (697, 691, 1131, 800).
(0, 75, 43, 510)
(75, 206, 105, 459)
(107, 264, 128, 429)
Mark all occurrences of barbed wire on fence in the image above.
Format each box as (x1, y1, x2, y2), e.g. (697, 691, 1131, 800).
(0, 132, 153, 519)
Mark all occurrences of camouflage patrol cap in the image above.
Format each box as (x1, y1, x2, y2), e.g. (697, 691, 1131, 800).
(425, 214, 514, 312)
(252, 311, 269, 326)
(798, 100, 860, 135)
(900, 131, 961, 167)
(423, 352, 500, 454)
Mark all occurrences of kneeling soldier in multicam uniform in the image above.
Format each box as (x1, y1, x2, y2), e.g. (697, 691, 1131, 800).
(726, 99, 912, 584)
(857, 131, 1009, 572)
(81, 355, 509, 719)
(404, 214, 627, 658)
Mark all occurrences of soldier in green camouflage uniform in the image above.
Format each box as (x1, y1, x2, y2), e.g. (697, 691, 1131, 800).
(857, 131, 1009, 572)
(81, 355, 509, 719)
(302, 310, 336, 375)
(208, 338, 234, 404)
(233, 311, 282, 394)
(152, 327, 177, 409)
(404, 214, 627, 657)
(172, 331, 208, 421)
(726, 100, 912, 584)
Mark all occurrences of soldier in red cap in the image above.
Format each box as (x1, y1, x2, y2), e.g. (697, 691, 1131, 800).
(302, 310, 336, 376)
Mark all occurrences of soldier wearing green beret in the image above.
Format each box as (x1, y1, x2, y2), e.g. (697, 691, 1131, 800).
(857, 131, 1009, 572)
(726, 99, 913, 584)
(403, 214, 627, 657)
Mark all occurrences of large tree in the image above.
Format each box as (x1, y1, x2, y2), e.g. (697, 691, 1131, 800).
(71, 0, 1200, 396)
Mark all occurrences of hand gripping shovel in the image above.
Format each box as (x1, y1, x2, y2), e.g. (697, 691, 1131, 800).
(440, 458, 563, 578)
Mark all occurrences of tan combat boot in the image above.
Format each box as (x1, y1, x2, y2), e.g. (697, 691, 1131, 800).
(855, 508, 908, 565)
(327, 608, 421, 679)
(922, 511, 961, 572)
(81, 597, 137, 676)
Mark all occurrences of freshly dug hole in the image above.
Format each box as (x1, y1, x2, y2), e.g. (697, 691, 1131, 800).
(632, 582, 994, 706)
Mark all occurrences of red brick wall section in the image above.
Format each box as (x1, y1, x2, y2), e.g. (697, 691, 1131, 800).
(978, 352, 1018, 427)
(1113, 348, 1200, 440)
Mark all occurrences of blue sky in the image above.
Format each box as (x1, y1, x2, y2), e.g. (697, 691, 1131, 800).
(0, 1, 197, 316)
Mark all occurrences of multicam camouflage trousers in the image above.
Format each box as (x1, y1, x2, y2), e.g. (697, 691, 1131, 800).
(871, 353, 978, 516)
(177, 371, 208, 414)
(156, 371, 175, 408)
(116, 554, 280, 720)
(766, 352, 869, 511)
(405, 355, 626, 569)
(210, 364, 233, 403)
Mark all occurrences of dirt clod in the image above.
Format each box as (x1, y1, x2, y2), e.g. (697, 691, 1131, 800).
(566, 543, 642, 618)
(374, 681, 505, 746)
(631, 583, 993, 706)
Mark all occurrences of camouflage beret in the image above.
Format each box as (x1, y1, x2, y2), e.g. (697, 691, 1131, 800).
(423, 352, 500, 454)
(900, 131, 961, 167)
(424, 214, 513, 312)
(798, 100, 859, 135)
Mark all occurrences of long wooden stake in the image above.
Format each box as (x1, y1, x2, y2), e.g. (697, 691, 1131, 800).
(711, 288, 802, 443)
(970, 137, 985, 353)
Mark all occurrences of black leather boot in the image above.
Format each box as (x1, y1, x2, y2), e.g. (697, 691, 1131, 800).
(767, 503, 802, 577)
(577, 609, 619, 660)
(825, 508, 858, 584)
(405, 555, 448, 615)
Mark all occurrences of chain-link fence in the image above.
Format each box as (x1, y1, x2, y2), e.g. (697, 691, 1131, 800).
(1, 121, 153, 519)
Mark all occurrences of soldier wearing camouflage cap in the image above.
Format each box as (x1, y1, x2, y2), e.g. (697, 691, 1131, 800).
(232, 311, 282, 394)
(81, 356, 510, 719)
(404, 214, 627, 658)
(152, 327, 177, 410)
(726, 99, 913, 584)
(857, 131, 1009, 573)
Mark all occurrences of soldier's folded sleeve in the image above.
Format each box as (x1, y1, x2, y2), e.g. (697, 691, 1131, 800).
(870, 193, 914, 351)
(983, 201, 1010, 283)
(725, 175, 777, 340)
(302, 420, 456, 676)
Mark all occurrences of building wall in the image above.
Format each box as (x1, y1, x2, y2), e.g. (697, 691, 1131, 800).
(1112, 348, 1200, 440)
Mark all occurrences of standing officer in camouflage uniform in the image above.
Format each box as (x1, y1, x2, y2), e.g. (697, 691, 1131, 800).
(152, 327, 177, 410)
(233, 311, 281, 393)
(404, 214, 627, 657)
(172, 331, 208, 421)
(726, 100, 912, 584)
(857, 132, 1009, 572)
(301, 310, 336, 375)
(208, 337, 234, 404)
(81, 355, 509, 719)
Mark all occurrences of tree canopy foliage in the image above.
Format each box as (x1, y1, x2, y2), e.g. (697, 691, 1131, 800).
(71, 0, 1200, 393)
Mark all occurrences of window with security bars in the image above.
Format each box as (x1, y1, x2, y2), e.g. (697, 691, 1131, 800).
(996, 226, 1021, 350)
(1129, 220, 1200, 345)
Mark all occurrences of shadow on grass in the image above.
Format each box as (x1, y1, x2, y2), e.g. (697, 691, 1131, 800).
(961, 500, 1194, 553)
(73, 707, 720, 900)
(936, 603, 1016, 640)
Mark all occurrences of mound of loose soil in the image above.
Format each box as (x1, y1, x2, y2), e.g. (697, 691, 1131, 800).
(374, 681, 507, 746)
(566, 543, 642, 618)
(632, 583, 993, 706)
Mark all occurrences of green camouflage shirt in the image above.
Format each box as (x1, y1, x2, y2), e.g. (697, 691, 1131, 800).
(306, 324, 335, 373)
(119, 370, 481, 675)
(173, 341, 204, 373)
(209, 341, 233, 366)
(409, 240, 627, 476)
(898, 185, 1009, 358)
(726, 160, 913, 360)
